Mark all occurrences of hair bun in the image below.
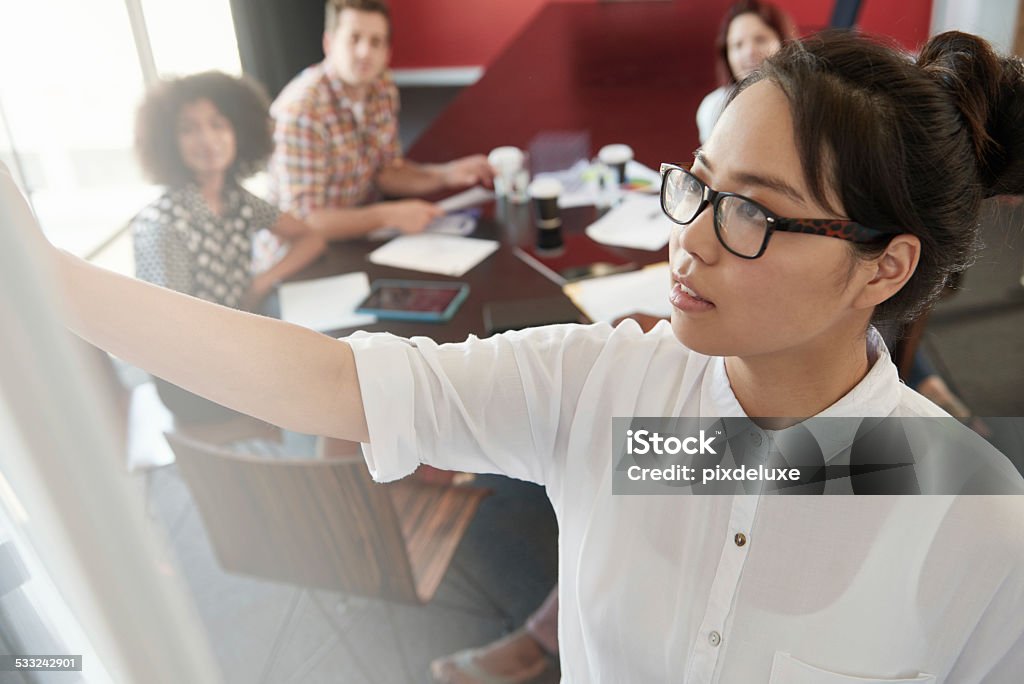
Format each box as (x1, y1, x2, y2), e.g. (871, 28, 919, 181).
(918, 31, 1024, 196)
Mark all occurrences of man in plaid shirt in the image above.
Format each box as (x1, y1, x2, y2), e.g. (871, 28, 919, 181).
(267, 0, 493, 241)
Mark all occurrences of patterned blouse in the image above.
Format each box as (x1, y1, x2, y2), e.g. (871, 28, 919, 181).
(132, 183, 280, 309)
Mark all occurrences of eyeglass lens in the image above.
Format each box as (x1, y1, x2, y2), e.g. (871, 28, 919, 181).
(663, 167, 768, 257)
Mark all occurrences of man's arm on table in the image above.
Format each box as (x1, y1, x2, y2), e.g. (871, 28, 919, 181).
(375, 155, 494, 198)
(307, 155, 496, 238)
(305, 200, 443, 239)
(272, 111, 444, 239)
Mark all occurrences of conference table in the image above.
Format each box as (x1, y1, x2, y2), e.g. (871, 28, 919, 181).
(299, 1, 715, 341)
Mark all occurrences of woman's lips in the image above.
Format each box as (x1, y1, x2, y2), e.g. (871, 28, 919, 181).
(670, 275, 716, 313)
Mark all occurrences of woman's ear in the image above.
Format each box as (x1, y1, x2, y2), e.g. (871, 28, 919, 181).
(852, 234, 920, 310)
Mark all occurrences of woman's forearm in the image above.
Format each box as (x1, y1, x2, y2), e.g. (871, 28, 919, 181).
(58, 250, 369, 441)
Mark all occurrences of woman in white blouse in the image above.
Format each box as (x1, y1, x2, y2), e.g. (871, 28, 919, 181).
(13, 29, 1024, 683)
(696, 0, 796, 144)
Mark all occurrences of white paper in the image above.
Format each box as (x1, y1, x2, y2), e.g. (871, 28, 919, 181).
(585, 194, 673, 251)
(279, 272, 377, 332)
(368, 234, 499, 277)
(562, 262, 672, 323)
(437, 185, 495, 212)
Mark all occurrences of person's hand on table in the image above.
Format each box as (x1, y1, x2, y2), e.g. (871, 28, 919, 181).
(381, 199, 444, 234)
(613, 312, 666, 333)
(442, 154, 494, 189)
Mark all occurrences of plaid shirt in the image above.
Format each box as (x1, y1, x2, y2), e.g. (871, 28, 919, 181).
(268, 62, 402, 217)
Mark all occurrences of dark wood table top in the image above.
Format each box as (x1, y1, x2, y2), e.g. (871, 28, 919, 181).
(301, 203, 663, 342)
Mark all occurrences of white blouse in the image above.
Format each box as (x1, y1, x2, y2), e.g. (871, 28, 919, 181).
(348, 321, 1024, 683)
(697, 86, 733, 145)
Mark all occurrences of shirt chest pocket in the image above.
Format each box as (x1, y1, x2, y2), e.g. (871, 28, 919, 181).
(769, 652, 936, 684)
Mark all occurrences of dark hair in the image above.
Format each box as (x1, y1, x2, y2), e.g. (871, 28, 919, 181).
(134, 71, 273, 187)
(741, 30, 1024, 325)
(714, 0, 798, 86)
(325, 0, 391, 38)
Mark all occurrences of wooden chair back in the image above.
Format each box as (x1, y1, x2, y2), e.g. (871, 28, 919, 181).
(165, 433, 489, 604)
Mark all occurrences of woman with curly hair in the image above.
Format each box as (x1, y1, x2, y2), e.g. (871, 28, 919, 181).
(132, 71, 324, 422)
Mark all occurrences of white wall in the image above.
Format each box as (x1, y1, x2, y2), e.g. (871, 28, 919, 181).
(931, 0, 1020, 53)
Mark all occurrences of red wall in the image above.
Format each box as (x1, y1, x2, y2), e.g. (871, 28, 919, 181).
(389, 0, 591, 69)
(389, 0, 933, 70)
(782, 0, 933, 50)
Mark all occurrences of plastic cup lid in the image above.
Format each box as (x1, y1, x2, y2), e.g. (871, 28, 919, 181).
(488, 146, 525, 172)
(528, 177, 563, 199)
(598, 143, 634, 165)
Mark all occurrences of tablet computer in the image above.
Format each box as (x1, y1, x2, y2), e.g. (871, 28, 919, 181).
(355, 279, 470, 322)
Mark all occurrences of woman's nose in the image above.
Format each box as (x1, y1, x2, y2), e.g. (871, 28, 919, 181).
(676, 204, 719, 265)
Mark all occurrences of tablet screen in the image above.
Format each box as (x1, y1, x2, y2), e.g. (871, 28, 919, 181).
(360, 284, 463, 313)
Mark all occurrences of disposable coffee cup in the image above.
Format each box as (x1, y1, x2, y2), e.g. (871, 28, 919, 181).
(528, 177, 564, 251)
(598, 143, 634, 185)
(488, 146, 526, 199)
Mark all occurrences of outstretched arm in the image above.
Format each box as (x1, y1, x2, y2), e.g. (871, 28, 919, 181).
(59, 253, 368, 441)
(4, 167, 368, 441)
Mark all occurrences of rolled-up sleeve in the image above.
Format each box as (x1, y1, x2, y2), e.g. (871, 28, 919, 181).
(346, 324, 614, 485)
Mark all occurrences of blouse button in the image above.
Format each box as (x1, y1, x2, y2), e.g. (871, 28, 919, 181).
(708, 630, 722, 647)
(734, 532, 747, 547)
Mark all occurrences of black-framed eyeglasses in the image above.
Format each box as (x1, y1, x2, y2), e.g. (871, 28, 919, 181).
(659, 163, 897, 259)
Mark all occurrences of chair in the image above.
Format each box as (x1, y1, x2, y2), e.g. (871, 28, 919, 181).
(164, 432, 493, 682)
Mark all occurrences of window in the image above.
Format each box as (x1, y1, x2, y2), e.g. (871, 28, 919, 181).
(0, 0, 241, 259)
